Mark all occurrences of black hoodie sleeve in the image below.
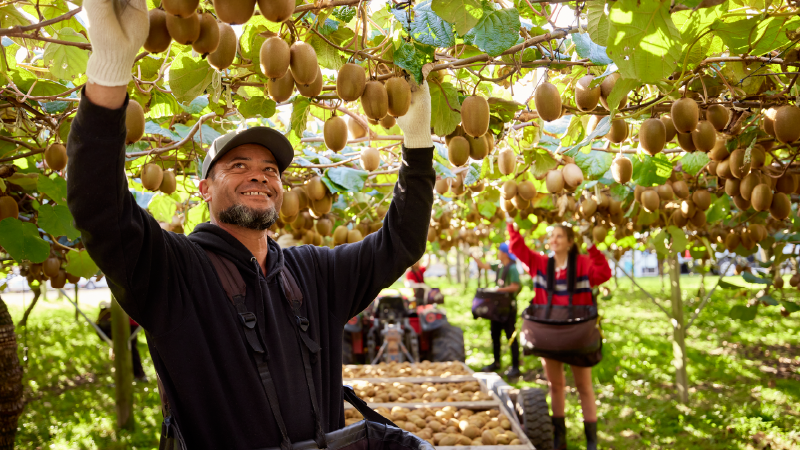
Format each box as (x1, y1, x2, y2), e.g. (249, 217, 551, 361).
(321, 147, 435, 323)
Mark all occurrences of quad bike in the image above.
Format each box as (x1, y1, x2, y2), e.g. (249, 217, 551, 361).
(342, 285, 465, 364)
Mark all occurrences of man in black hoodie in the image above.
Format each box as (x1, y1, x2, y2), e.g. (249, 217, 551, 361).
(66, 1, 435, 448)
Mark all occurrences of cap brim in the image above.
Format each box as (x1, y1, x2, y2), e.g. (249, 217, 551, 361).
(202, 127, 294, 179)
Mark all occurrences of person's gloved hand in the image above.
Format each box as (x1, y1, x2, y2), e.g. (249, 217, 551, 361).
(85, 0, 149, 86)
(396, 80, 433, 149)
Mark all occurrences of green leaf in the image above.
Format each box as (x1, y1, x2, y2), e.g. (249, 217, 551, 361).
(431, 0, 484, 35)
(749, 16, 790, 56)
(184, 202, 210, 235)
(430, 82, 462, 137)
(572, 150, 613, 181)
(65, 250, 99, 279)
(729, 303, 758, 321)
(606, 0, 682, 84)
(463, 163, 481, 186)
(411, 0, 455, 48)
(6, 173, 39, 191)
(169, 53, 215, 103)
(38, 174, 67, 204)
(680, 152, 709, 176)
(586, 0, 608, 46)
(306, 34, 346, 70)
(239, 16, 281, 77)
(0, 218, 50, 263)
(38, 204, 80, 240)
(41, 27, 88, 80)
(237, 96, 277, 119)
(718, 280, 744, 290)
(758, 294, 779, 306)
(631, 154, 672, 187)
(667, 225, 688, 254)
(463, 8, 521, 57)
(0, 5, 31, 28)
(325, 167, 369, 192)
(478, 201, 497, 218)
(706, 194, 730, 223)
(572, 33, 612, 65)
(148, 194, 177, 223)
(393, 40, 427, 84)
(606, 78, 640, 117)
(743, 271, 770, 285)
(651, 230, 668, 257)
(150, 91, 181, 118)
(530, 149, 559, 179)
(488, 97, 524, 122)
(564, 116, 612, 154)
(781, 300, 800, 313)
(290, 97, 312, 139)
(713, 16, 757, 55)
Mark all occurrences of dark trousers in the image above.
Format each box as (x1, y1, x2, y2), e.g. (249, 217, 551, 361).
(490, 315, 519, 368)
(98, 323, 146, 378)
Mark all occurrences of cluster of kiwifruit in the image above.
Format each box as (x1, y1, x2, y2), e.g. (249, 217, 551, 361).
(20, 256, 80, 288)
(345, 406, 521, 446)
(264, 39, 324, 101)
(707, 223, 770, 252)
(534, 72, 628, 123)
(348, 380, 493, 404)
(434, 171, 486, 198)
(763, 104, 800, 145)
(443, 95, 494, 168)
(342, 361, 471, 378)
(140, 163, 178, 194)
(632, 177, 712, 229)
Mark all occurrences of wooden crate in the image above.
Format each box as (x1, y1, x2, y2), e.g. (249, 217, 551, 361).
(343, 361, 476, 384)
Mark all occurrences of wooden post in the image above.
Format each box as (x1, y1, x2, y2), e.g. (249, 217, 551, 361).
(630, 250, 635, 293)
(455, 247, 462, 284)
(74, 284, 79, 321)
(111, 297, 135, 430)
(444, 250, 451, 283)
(667, 254, 689, 403)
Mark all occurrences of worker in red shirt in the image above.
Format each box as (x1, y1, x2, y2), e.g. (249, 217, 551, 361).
(405, 260, 426, 284)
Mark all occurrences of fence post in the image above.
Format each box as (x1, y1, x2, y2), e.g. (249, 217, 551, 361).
(111, 297, 135, 430)
(667, 254, 689, 403)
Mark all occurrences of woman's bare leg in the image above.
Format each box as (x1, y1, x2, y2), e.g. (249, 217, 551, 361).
(542, 357, 566, 416)
(571, 365, 597, 422)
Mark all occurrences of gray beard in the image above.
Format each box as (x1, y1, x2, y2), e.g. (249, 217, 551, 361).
(217, 203, 278, 231)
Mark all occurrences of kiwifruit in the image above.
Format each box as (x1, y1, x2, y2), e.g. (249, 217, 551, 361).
(592, 225, 607, 243)
(724, 233, 740, 252)
(213, 0, 256, 24)
(361, 81, 389, 121)
(49, 269, 67, 289)
(729, 149, 750, 179)
(461, 96, 490, 137)
(580, 199, 597, 218)
(749, 224, 767, 242)
(639, 118, 666, 155)
(65, 273, 80, 284)
(750, 183, 773, 212)
(575, 75, 600, 111)
(706, 105, 730, 131)
(750, 145, 766, 169)
(774, 274, 785, 289)
(45, 143, 67, 171)
(448, 136, 470, 166)
(515, 180, 534, 200)
(469, 179, 485, 193)
(691, 120, 716, 152)
(766, 173, 777, 190)
(163, 0, 199, 17)
(208, 22, 236, 71)
(367, 117, 379, 125)
(502, 180, 518, 200)
(42, 257, 60, 278)
(0, 196, 18, 221)
(445, 125, 464, 146)
(289, 42, 318, 86)
(498, 149, 516, 175)
(599, 73, 627, 110)
(333, 225, 348, 245)
(141, 164, 164, 191)
(257, 0, 294, 23)
(467, 134, 490, 160)
(595, 192, 610, 210)
(126, 100, 145, 145)
(762, 107, 778, 136)
(716, 158, 733, 179)
(379, 115, 395, 129)
(315, 217, 332, 237)
(770, 192, 791, 220)
(306, 176, 327, 201)
(692, 190, 711, 211)
(268, 70, 295, 102)
(690, 210, 707, 227)
(706, 139, 727, 162)
(677, 132, 696, 152)
(740, 172, 760, 200)
(672, 180, 690, 199)
(725, 178, 741, 197)
(562, 163, 583, 188)
(281, 190, 300, 217)
(360, 147, 380, 171)
(606, 119, 628, 143)
(611, 154, 632, 184)
(534, 82, 562, 122)
(585, 115, 601, 135)
(192, 13, 220, 55)
(656, 184, 673, 201)
(434, 179, 449, 195)
(641, 190, 660, 212)
(661, 115, 677, 142)
(545, 170, 564, 193)
(776, 173, 797, 193)
(324, 116, 348, 152)
(347, 229, 363, 243)
(348, 117, 367, 139)
(337, 64, 366, 102)
(260, 36, 290, 79)
(773, 105, 800, 144)
(680, 199, 696, 218)
(707, 160, 719, 175)
(159, 171, 177, 194)
(733, 194, 750, 210)
(166, 12, 200, 45)
(386, 77, 411, 117)
(310, 195, 332, 215)
(671, 209, 688, 227)
(145, 9, 172, 53)
(671, 97, 699, 134)
(512, 194, 530, 211)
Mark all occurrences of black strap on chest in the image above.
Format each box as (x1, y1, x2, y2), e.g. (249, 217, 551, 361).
(205, 250, 327, 450)
(496, 264, 510, 287)
(545, 252, 578, 320)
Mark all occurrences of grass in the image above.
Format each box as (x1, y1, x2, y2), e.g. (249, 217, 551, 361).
(6, 272, 800, 449)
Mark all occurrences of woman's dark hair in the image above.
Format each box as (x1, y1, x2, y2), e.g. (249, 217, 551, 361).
(553, 224, 580, 257)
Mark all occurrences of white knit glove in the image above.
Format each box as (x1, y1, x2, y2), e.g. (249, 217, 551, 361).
(396, 80, 433, 149)
(85, 0, 149, 86)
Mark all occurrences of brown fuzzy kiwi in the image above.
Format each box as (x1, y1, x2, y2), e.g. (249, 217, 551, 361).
(434, 179, 449, 195)
(580, 199, 597, 218)
(207, 22, 236, 71)
(43, 257, 61, 278)
(348, 117, 367, 139)
(656, 184, 673, 201)
(762, 107, 778, 136)
(534, 82, 562, 122)
(706, 104, 730, 131)
(268, 70, 295, 102)
(379, 115, 396, 129)
(289, 42, 319, 86)
(469, 179, 485, 193)
(192, 13, 220, 55)
(707, 160, 718, 175)
(306, 176, 327, 201)
(545, 170, 565, 193)
(297, 65, 323, 98)
(126, 100, 145, 144)
(776, 173, 797, 193)
(586, 115, 601, 135)
(281, 190, 300, 217)
(575, 75, 600, 111)
(498, 149, 516, 175)
(671, 97, 699, 134)
(750, 183, 773, 212)
(691, 120, 716, 152)
(166, 12, 200, 45)
(677, 132, 696, 152)
(671, 180, 689, 199)
(739, 172, 760, 201)
(158, 171, 177, 194)
(0, 197, 18, 221)
(750, 144, 766, 168)
(45, 143, 67, 171)
(605, 119, 628, 143)
(639, 118, 666, 155)
(716, 158, 732, 179)
(708, 138, 729, 161)
(324, 116, 348, 152)
(599, 73, 627, 110)
(316, 217, 333, 236)
(337, 64, 367, 102)
(725, 178, 741, 197)
(671, 209, 688, 227)
(733, 195, 750, 211)
(162, 0, 199, 17)
(257, 0, 294, 23)
(360, 147, 380, 171)
(49, 269, 67, 288)
(448, 136, 470, 166)
(517, 180, 536, 200)
(385, 77, 411, 117)
(611, 154, 632, 184)
(467, 134, 490, 160)
(361, 81, 389, 121)
(260, 36, 290, 79)
(461, 96, 490, 137)
(641, 190, 660, 212)
(502, 180, 518, 200)
(562, 163, 584, 188)
(692, 190, 712, 211)
(310, 194, 333, 215)
(141, 164, 164, 191)
(749, 224, 767, 242)
(445, 125, 464, 146)
(213, 0, 256, 24)
(661, 115, 678, 143)
(333, 225, 348, 245)
(728, 148, 750, 179)
(680, 200, 696, 218)
(773, 105, 800, 144)
(634, 185, 645, 203)
(724, 233, 740, 252)
(690, 210, 707, 227)
(512, 194, 530, 211)
(769, 192, 791, 220)
(347, 229, 363, 243)
(145, 9, 172, 53)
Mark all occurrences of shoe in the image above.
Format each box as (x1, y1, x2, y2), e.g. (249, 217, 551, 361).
(480, 362, 500, 372)
(552, 416, 567, 450)
(504, 367, 521, 379)
(584, 421, 598, 450)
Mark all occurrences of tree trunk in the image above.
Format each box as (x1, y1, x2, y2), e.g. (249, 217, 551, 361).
(0, 295, 25, 450)
(455, 247, 462, 284)
(667, 254, 689, 403)
(74, 285, 79, 321)
(630, 250, 635, 293)
(17, 285, 41, 328)
(444, 251, 451, 283)
(111, 297, 134, 430)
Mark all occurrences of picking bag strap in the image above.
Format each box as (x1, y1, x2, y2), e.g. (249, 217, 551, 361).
(545, 257, 555, 320)
(342, 385, 398, 427)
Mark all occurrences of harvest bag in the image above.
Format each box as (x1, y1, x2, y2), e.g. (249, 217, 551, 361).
(520, 252, 602, 367)
(472, 265, 513, 322)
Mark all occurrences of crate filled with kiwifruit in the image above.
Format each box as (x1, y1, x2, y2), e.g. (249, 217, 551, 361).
(346, 379, 495, 404)
(343, 361, 473, 380)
